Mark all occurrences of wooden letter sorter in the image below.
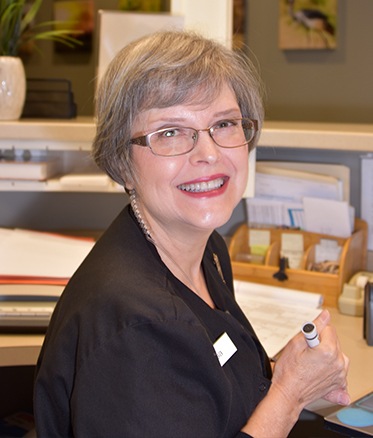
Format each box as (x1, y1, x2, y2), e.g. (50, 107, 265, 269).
(229, 219, 368, 307)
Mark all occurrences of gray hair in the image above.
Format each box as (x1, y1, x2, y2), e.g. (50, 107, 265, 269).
(92, 30, 264, 186)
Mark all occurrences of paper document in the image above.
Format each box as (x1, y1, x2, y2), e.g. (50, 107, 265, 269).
(257, 162, 350, 202)
(255, 167, 343, 203)
(234, 280, 323, 358)
(303, 197, 353, 238)
(247, 164, 346, 228)
(0, 228, 95, 280)
(246, 198, 304, 228)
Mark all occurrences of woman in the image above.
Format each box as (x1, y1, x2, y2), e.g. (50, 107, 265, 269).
(34, 30, 349, 437)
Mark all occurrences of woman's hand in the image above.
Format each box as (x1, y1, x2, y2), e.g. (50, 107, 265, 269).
(241, 310, 350, 437)
(271, 309, 350, 409)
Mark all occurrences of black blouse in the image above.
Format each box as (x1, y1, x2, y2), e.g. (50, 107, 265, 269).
(34, 205, 272, 438)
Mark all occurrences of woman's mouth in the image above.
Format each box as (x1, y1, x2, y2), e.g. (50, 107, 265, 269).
(177, 177, 227, 193)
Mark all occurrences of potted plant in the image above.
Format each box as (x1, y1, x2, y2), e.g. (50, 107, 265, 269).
(0, 0, 82, 120)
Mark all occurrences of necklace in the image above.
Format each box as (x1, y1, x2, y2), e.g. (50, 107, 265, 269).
(129, 189, 154, 244)
(129, 190, 225, 304)
(130, 189, 207, 299)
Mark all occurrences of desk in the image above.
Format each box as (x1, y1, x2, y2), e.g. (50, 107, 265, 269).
(307, 308, 373, 417)
(0, 334, 44, 367)
(0, 308, 372, 407)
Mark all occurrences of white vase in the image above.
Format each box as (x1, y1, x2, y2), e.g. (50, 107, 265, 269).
(0, 56, 26, 120)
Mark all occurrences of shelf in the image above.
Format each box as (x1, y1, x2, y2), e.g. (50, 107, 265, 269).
(1, 119, 373, 152)
(1, 118, 373, 193)
(0, 117, 95, 151)
(0, 178, 124, 193)
(260, 121, 373, 151)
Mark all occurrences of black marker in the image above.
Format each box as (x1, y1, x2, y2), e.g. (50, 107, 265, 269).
(302, 322, 320, 348)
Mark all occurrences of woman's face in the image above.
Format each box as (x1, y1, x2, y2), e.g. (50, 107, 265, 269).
(126, 84, 250, 238)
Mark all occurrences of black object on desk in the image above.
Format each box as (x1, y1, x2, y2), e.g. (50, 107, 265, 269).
(364, 282, 373, 346)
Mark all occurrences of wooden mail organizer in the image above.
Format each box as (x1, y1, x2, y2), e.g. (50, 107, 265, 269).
(229, 219, 368, 307)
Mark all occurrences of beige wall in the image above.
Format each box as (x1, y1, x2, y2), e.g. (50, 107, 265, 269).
(247, 1, 373, 123)
(23, 0, 373, 123)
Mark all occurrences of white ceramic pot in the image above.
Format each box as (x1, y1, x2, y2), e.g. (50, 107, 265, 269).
(0, 56, 26, 120)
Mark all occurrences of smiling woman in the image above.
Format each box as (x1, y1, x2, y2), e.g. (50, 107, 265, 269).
(33, 30, 349, 438)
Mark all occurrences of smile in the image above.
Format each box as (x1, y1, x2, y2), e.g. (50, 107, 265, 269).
(177, 177, 226, 193)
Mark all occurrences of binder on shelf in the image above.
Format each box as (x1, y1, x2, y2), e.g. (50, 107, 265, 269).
(229, 219, 368, 307)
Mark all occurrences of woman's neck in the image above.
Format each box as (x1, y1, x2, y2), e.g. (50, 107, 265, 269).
(129, 194, 215, 307)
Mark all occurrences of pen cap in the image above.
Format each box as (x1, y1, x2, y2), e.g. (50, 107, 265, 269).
(302, 322, 320, 347)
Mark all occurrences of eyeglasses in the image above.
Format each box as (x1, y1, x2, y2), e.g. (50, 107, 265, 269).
(130, 117, 258, 157)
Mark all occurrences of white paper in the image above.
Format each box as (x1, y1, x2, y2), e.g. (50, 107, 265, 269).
(257, 162, 350, 202)
(0, 228, 95, 278)
(234, 280, 323, 358)
(303, 197, 353, 238)
(314, 239, 342, 263)
(246, 198, 304, 228)
(254, 171, 343, 203)
(361, 156, 373, 251)
(281, 233, 304, 269)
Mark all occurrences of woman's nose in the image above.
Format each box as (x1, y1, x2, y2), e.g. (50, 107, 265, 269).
(189, 130, 220, 164)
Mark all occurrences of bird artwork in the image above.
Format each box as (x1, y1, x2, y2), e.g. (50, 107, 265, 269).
(279, 0, 337, 50)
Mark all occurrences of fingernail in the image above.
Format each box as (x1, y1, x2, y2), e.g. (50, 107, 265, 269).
(338, 393, 351, 405)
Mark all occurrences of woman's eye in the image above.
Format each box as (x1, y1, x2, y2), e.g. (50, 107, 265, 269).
(216, 119, 236, 129)
(163, 129, 179, 138)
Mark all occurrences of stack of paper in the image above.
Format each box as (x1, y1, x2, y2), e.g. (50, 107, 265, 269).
(0, 229, 95, 331)
(0, 228, 95, 287)
(246, 162, 354, 237)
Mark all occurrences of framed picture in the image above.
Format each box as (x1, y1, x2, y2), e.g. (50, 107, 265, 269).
(233, 0, 247, 51)
(279, 0, 337, 50)
(118, 0, 169, 12)
(53, 0, 94, 52)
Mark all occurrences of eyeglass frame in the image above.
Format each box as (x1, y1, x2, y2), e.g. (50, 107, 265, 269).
(129, 117, 258, 157)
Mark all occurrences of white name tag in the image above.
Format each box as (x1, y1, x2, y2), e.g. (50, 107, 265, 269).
(213, 332, 237, 367)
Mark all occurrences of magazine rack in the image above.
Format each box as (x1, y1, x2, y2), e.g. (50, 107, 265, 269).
(229, 219, 368, 307)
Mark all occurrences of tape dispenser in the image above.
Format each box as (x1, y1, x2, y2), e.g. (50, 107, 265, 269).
(339, 272, 373, 316)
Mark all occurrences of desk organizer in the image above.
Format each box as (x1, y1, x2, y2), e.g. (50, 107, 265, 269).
(229, 219, 368, 307)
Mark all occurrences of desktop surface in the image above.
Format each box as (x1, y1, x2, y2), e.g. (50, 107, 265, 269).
(0, 308, 372, 405)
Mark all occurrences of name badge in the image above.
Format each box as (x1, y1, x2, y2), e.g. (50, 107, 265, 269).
(213, 332, 237, 367)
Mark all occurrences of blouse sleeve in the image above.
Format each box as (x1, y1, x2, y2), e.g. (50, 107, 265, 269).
(69, 319, 250, 438)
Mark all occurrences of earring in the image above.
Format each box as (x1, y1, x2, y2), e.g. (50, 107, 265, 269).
(129, 189, 154, 243)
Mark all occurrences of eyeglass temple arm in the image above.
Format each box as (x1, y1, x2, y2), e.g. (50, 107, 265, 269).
(130, 136, 147, 146)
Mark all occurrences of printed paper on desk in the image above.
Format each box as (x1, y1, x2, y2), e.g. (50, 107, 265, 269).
(303, 197, 353, 238)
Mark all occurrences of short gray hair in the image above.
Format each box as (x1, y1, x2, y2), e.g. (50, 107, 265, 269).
(92, 30, 264, 186)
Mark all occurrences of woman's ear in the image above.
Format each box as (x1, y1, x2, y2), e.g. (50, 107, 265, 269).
(124, 177, 135, 192)
(121, 167, 135, 191)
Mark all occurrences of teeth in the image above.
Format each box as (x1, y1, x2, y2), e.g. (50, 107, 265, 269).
(178, 178, 225, 193)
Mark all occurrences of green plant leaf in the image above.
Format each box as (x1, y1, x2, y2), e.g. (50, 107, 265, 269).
(0, 0, 83, 56)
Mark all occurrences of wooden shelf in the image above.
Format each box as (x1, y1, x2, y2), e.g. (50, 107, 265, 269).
(229, 219, 368, 307)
